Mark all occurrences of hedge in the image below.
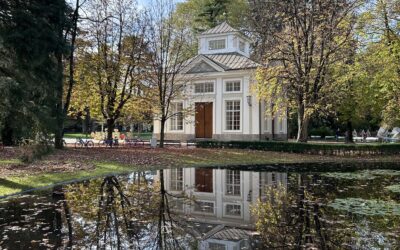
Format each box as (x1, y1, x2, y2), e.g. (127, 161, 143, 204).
(196, 140, 400, 156)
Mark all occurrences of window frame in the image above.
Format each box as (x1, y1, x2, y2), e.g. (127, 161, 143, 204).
(193, 200, 215, 214)
(170, 168, 184, 191)
(223, 79, 242, 93)
(193, 81, 215, 95)
(208, 39, 226, 50)
(169, 102, 184, 131)
(225, 170, 241, 196)
(223, 202, 242, 218)
(223, 99, 242, 132)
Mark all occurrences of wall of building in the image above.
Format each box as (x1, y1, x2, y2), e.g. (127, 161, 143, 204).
(159, 168, 288, 227)
(153, 70, 288, 141)
(198, 33, 250, 57)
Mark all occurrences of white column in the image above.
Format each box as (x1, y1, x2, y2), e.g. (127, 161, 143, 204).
(243, 76, 250, 135)
(243, 171, 251, 222)
(216, 169, 224, 219)
(153, 119, 160, 134)
(216, 77, 223, 134)
(251, 76, 260, 136)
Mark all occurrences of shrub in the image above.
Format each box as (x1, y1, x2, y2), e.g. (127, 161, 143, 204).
(309, 126, 334, 138)
(19, 143, 54, 163)
(196, 140, 400, 156)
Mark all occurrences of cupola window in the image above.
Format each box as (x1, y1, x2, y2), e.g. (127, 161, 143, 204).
(208, 39, 225, 50)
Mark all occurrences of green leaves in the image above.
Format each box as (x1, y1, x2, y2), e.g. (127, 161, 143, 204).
(322, 169, 400, 180)
(385, 184, 400, 193)
(329, 198, 400, 216)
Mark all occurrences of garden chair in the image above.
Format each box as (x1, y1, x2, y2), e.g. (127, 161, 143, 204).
(353, 130, 363, 142)
(386, 127, 400, 143)
(377, 127, 389, 139)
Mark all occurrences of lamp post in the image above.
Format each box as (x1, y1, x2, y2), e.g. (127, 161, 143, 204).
(246, 95, 252, 107)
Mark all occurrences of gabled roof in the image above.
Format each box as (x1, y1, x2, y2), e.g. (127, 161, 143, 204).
(201, 21, 239, 35)
(205, 53, 259, 70)
(182, 52, 259, 74)
(211, 228, 254, 241)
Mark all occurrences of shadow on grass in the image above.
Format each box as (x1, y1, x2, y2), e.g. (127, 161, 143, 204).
(0, 178, 33, 191)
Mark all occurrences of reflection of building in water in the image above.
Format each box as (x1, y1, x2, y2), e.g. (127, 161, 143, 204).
(157, 168, 287, 250)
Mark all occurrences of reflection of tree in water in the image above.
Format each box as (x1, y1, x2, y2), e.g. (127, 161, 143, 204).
(252, 180, 354, 249)
(154, 169, 197, 250)
(65, 171, 196, 249)
(52, 186, 73, 248)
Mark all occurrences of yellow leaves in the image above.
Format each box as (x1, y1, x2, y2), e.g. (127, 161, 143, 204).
(253, 66, 290, 117)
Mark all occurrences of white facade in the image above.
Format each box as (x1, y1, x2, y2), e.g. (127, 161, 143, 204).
(158, 168, 288, 250)
(153, 22, 288, 141)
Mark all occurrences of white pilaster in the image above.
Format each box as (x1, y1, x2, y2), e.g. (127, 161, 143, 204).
(243, 76, 250, 134)
(216, 77, 223, 134)
(215, 169, 224, 219)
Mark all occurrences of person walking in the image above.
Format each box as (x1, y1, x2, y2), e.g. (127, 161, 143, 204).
(335, 128, 340, 142)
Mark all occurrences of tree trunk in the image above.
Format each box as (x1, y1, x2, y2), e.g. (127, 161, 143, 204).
(296, 106, 309, 142)
(1, 119, 13, 146)
(106, 118, 114, 140)
(159, 118, 166, 148)
(54, 126, 64, 149)
(345, 120, 354, 144)
(54, 52, 64, 149)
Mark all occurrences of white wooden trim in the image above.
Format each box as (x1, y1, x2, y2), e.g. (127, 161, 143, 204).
(167, 101, 185, 132)
(222, 170, 243, 198)
(181, 55, 225, 74)
(223, 98, 243, 133)
(223, 202, 243, 219)
(192, 79, 216, 95)
(223, 78, 242, 94)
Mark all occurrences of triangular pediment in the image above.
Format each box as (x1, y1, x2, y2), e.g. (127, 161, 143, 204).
(187, 61, 219, 73)
(182, 55, 225, 74)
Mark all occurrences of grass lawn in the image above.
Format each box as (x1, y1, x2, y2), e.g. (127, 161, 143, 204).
(0, 162, 138, 197)
(132, 132, 152, 140)
(1, 146, 400, 197)
(64, 133, 91, 139)
(64, 132, 153, 140)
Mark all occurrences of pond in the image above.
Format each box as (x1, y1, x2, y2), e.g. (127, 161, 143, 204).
(0, 163, 400, 249)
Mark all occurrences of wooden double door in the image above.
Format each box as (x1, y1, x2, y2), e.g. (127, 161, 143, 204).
(195, 102, 213, 138)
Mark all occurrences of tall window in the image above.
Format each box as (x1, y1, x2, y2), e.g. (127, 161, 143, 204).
(225, 80, 241, 92)
(239, 40, 245, 52)
(194, 82, 214, 94)
(225, 100, 241, 130)
(279, 118, 284, 132)
(225, 170, 241, 196)
(170, 168, 183, 191)
(209, 39, 225, 50)
(170, 102, 183, 131)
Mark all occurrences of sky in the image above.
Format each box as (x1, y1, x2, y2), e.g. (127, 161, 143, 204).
(138, 0, 185, 8)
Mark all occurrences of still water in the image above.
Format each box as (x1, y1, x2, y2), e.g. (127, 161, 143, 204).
(0, 163, 400, 249)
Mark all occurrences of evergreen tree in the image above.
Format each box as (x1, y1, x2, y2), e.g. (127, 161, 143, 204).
(0, 0, 70, 145)
(196, 0, 229, 29)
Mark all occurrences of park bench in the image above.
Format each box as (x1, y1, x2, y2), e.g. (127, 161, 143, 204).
(125, 138, 145, 147)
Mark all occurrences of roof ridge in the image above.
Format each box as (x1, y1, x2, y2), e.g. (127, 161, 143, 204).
(206, 52, 259, 63)
(202, 54, 229, 70)
(201, 22, 239, 35)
